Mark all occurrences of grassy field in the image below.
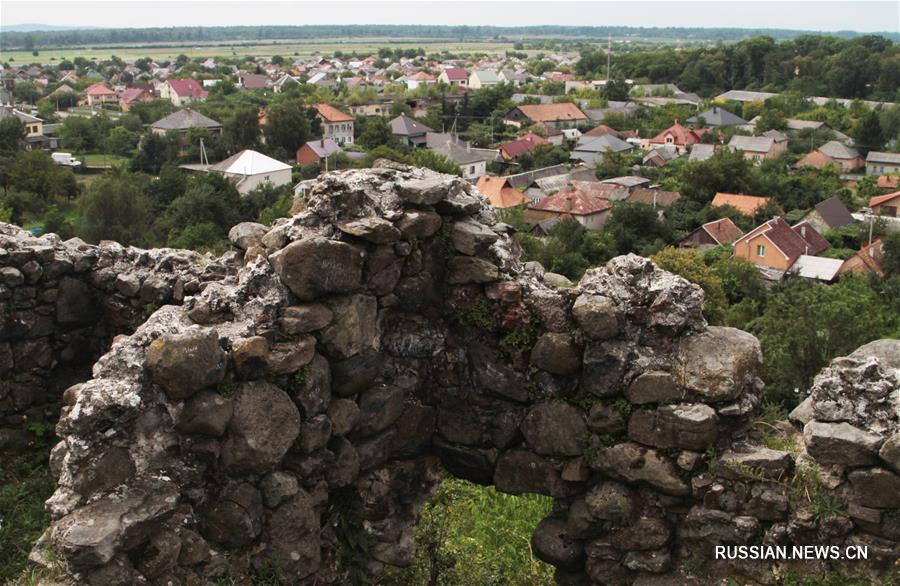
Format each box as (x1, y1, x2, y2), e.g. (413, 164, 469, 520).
(0, 38, 552, 63)
(79, 153, 130, 168)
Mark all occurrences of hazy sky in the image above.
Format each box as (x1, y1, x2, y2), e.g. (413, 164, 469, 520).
(2, 0, 898, 33)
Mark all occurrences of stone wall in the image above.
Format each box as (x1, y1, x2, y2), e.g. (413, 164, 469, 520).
(0, 224, 235, 451)
(17, 164, 899, 585)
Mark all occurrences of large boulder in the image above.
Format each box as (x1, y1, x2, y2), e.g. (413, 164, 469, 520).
(590, 442, 689, 496)
(673, 326, 762, 402)
(319, 294, 378, 360)
(228, 222, 267, 250)
(627, 404, 718, 450)
(521, 403, 588, 456)
(571, 294, 620, 340)
(221, 382, 301, 475)
(146, 328, 227, 400)
(803, 421, 882, 466)
(270, 237, 364, 301)
(531, 333, 581, 376)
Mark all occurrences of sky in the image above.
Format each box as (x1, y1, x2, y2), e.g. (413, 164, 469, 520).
(1, 0, 898, 33)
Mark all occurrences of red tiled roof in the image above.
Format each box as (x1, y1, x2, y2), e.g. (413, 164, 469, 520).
(712, 193, 772, 217)
(85, 82, 115, 96)
(500, 133, 549, 158)
(314, 103, 354, 123)
(167, 78, 208, 99)
(649, 122, 703, 146)
(702, 218, 744, 245)
(869, 190, 900, 208)
(735, 217, 815, 265)
(442, 67, 468, 81)
(791, 221, 829, 256)
(794, 150, 837, 169)
(876, 175, 899, 189)
(118, 87, 146, 103)
(515, 103, 588, 123)
(529, 183, 613, 216)
(476, 176, 528, 208)
(627, 188, 681, 207)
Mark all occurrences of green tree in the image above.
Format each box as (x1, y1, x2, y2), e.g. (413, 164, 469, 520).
(131, 132, 178, 174)
(106, 126, 138, 156)
(605, 201, 672, 255)
(160, 173, 242, 249)
(651, 247, 727, 323)
(854, 110, 884, 153)
(264, 100, 313, 158)
(223, 107, 260, 152)
(0, 118, 25, 153)
(881, 231, 900, 276)
(79, 171, 152, 245)
(357, 116, 397, 149)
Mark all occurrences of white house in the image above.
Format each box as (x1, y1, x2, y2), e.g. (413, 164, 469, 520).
(209, 150, 292, 194)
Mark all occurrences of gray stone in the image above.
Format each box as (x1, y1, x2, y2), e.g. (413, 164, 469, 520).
(328, 398, 360, 436)
(532, 516, 585, 570)
(354, 384, 405, 438)
(265, 491, 321, 580)
(201, 482, 262, 549)
(674, 326, 762, 402)
(610, 517, 671, 550)
(789, 396, 815, 426)
(719, 446, 794, 480)
(446, 256, 499, 284)
(847, 468, 900, 509)
(135, 530, 181, 578)
(221, 382, 301, 475)
(0, 266, 24, 286)
(451, 219, 498, 255)
(521, 403, 588, 456)
(319, 294, 378, 360)
(176, 390, 233, 437)
(114, 273, 141, 297)
(279, 304, 333, 334)
(623, 550, 671, 573)
(56, 276, 99, 325)
(295, 414, 333, 453)
(266, 336, 317, 375)
(331, 351, 384, 396)
(292, 352, 331, 417)
(270, 237, 364, 301)
(586, 404, 626, 435)
(803, 421, 882, 466)
(396, 210, 442, 238)
(680, 506, 760, 545)
(260, 471, 299, 508)
(572, 294, 620, 339)
(531, 333, 581, 375)
(494, 449, 568, 497)
(326, 436, 359, 488)
(879, 432, 900, 473)
(228, 222, 268, 250)
(469, 342, 529, 402)
(146, 328, 227, 399)
(338, 217, 401, 243)
(71, 447, 135, 495)
(627, 404, 718, 451)
(591, 442, 689, 496)
(585, 481, 634, 524)
(625, 371, 682, 404)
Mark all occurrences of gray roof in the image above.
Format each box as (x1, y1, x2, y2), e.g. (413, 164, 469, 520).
(431, 141, 497, 165)
(714, 90, 778, 102)
(573, 134, 633, 154)
(728, 135, 775, 153)
(686, 107, 747, 127)
(600, 176, 650, 188)
(761, 129, 788, 142)
(818, 141, 860, 161)
(866, 151, 900, 165)
(471, 70, 499, 83)
(151, 109, 222, 131)
(512, 94, 554, 104)
(812, 196, 853, 229)
(0, 106, 41, 124)
(644, 144, 680, 162)
(506, 165, 569, 190)
(390, 115, 432, 137)
(689, 144, 716, 162)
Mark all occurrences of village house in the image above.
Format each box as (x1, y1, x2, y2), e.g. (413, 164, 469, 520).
(569, 134, 633, 167)
(794, 141, 864, 172)
(438, 67, 468, 87)
(475, 176, 529, 208)
(798, 196, 854, 233)
(209, 149, 292, 194)
(866, 151, 900, 176)
(678, 217, 744, 251)
(118, 87, 151, 112)
(314, 103, 354, 146)
(731, 216, 829, 274)
(839, 238, 886, 277)
(498, 70, 529, 86)
(239, 74, 269, 91)
(627, 187, 681, 208)
(645, 122, 705, 154)
(430, 140, 497, 181)
(151, 109, 223, 137)
(728, 133, 788, 162)
(272, 74, 300, 93)
(403, 71, 436, 90)
(296, 138, 343, 167)
(499, 132, 549, 160)
(869, 191, 900, 217)
(642, 144, 680, 167)
(159, 78, 208, 106)
(525, 183, 613, 230)
(686, 106, 747, 127)
(390, 115, 433, 147)
(0, 106, 54, 150)
(468, 70, 500, 89)
(877, 175, 900, 190)
(712, 192, 772, 217)
(349, 102, 392, 117)
(689, 143, 717, 162)
(505, 103, 589, 129)
(84, 82, 117, 106)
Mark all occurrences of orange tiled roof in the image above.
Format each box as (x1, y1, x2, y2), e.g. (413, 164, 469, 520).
(712, 192, 771, 217)
(476, 176, 528, 208)
(516, 103, 588, 123)
(314, 103, 354, 123)
(869, 190, 900, 208)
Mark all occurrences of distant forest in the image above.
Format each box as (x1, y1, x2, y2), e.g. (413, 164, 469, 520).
(1, 24, 898, 49)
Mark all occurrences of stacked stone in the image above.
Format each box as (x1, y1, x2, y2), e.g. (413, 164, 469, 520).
(0, 223, 227, 451)
(32, 164, 899, 585)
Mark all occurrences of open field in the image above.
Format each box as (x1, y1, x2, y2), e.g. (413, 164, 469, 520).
(0, 35, 696, 63)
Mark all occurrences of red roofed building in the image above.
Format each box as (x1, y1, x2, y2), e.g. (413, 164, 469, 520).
(314, 104, 355, 145)
(583, 124, 622, 138)
(646, 122, 706, 153)
(499, 133, 549, 160)
(85, 82, 116, 106)
(839, 238, 886, 278)
(525, 182, 613, 230)
(476, 176, 528, 209)
(161, 78, 208, 106)
(506, 103, 589, 129)
(711, 193, 773, 217)
(732, 217, 828, 272)
(438, 67, 468, 87)
(679, 218, 745, 251)
(118, 87, 152, 111)
(869, 191, 900, 217)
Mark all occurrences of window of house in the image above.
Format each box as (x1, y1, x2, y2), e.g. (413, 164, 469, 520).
(665, 136, 673, 143)
(264, 175, 270, 181)
(469, 166, 475, 174)
(756, 244, 766, 257)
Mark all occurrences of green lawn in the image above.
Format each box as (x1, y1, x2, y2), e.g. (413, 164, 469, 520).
(79, 153, 130, 168)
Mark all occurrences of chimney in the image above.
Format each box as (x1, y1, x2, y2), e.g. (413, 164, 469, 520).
(801, 225, 806, 238)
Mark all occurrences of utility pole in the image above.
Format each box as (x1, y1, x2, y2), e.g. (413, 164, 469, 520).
(606, 35, 611, 81)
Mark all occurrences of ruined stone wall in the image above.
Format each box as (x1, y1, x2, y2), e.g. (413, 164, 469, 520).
(18, 164, 899, 585)
(0, 224, 236, 452)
